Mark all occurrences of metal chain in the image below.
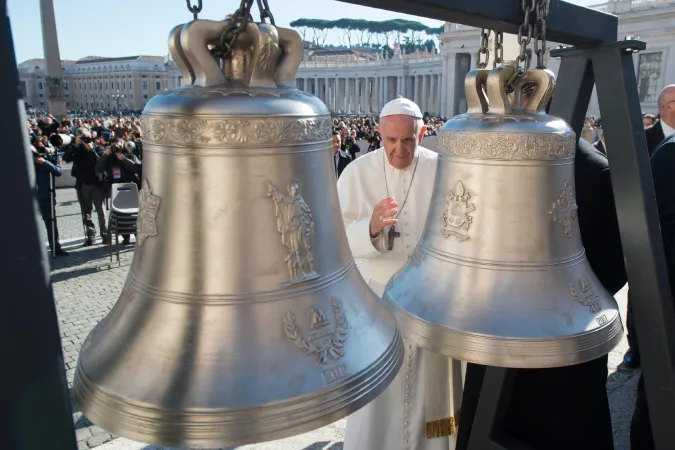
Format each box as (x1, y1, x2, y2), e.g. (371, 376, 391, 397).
(493, 31, 504, 68)
(508, 0, 536, 87)
(256, 0, 275, 24)
(476, 29, 491, 69)
(533, 0, 549, 69)
(185, 0, 203, 20)
(212, 0, 255, 60)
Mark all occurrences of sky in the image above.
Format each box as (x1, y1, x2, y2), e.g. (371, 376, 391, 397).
(8, 0, 600, 64)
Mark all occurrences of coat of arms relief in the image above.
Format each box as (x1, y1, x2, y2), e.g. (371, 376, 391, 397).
(442, 181, 476, 242)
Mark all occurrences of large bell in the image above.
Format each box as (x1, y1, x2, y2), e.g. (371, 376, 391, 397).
(73, 20, 402, 448)
(383, 64, 623, 368)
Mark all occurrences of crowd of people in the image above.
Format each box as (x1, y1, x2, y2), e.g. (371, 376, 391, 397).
(28, 110, 144, 256)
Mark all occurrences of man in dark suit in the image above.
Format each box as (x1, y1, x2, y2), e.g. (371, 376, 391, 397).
(333, 130, 352, 179)
(503, 137, 626, 450)
(630, 131, 675, 450)
(624, 85, 675, 369)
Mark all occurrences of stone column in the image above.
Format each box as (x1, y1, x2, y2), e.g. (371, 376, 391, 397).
(430, 75, 438, 115)
(39, 0, 67, 116)
(414, 75, 420, 106)
(421, 75, 428, 114)
(335, 78, 340, 112)
(373, 77, 379, 113)
(345, 78, 352, 114)
(355, 78, 361, 114)
(313, 78, 319, 98)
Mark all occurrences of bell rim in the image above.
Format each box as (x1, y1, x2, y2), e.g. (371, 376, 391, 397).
(387, 301, 623, 369)
(72, 330, 403, 447)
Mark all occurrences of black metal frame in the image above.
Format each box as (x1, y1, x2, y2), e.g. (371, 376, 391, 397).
(3, 0, 674, 449)
(0, 2, 77, 449)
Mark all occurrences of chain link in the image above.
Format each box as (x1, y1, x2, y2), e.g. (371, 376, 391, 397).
(507, 0, 536, 87)
(185, 0, 203, 20)
(211, 0, 255, 60)
(493, 32, 504, 68)
(533, 0, 549, 69)
(256, 0, 275, 24)
(476, 29, 491, 69)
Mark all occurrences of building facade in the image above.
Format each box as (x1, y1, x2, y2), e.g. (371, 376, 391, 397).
(19, 55, 182, 111)
(18, 0, 675, 117)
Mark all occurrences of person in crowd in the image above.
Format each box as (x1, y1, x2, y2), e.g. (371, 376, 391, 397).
(63, 133, 108, 246)
(341, 135, 360, 160)
(95, 137, 142, 246)
(332, 130, 352, 179)
(32, 145, 68, 257)
(643, 113, 657, 128)
(338, 98, 463, 450)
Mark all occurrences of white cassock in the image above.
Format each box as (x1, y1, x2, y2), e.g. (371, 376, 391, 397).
(337, 146, 462, 450)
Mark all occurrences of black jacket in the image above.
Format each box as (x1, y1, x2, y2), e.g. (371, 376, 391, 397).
(645, 121, 666, 156)
(503, 138, 626, 450)
(334, 151, 352, 179)
(63, 144, 104, 186)
(95, 150, 141, 187)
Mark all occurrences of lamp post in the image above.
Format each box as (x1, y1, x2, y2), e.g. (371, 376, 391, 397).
(112, 90, 125, 115)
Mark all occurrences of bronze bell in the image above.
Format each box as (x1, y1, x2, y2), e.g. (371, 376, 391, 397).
(72, 19, 402, 448)
(383, 64, 623, 368)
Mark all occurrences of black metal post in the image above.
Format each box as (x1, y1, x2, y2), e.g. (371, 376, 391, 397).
(0, 2, 77, 449)
(589, 41, 675, 449)
(50, 172, 56, 258)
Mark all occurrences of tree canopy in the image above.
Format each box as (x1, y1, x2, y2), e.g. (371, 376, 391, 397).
(289, 18, 444, 55)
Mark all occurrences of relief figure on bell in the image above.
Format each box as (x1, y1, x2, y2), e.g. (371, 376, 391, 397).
(267, 179, 319, 286)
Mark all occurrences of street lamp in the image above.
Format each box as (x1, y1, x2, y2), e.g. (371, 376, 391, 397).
(112, 90, 125, 114)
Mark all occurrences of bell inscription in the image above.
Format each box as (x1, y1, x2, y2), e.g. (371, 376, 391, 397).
(283, 297, 349, 366)
(549, 182, 578, 238)
(267, 180, 320, 286)
(441, 181, 476, 242)
(568, 277, 602, 313)
(138, 179, 161, 247)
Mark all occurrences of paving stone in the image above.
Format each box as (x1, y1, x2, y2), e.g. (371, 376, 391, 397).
(87, 433, 114, 448)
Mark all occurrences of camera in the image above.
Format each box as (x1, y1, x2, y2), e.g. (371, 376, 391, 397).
(49, 134, 72, 148)
(81, 135, 93, 144)
(133, 132, 141, 139)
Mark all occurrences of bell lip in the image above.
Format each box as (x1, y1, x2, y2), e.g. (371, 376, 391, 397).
(387, 301, 624, 369)
(72, 330, 403, 448)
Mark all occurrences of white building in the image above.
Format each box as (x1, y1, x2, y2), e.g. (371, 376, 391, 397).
(19, 55, 182, 111)
(18, 0, 675, 117)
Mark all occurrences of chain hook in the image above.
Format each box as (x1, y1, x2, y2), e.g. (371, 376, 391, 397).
(186, 0, 203, 20)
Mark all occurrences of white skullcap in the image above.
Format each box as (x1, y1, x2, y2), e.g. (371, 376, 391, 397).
(380, 96, 423, 119)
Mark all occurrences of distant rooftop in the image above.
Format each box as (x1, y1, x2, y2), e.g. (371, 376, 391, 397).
(75, 55, 165, 64)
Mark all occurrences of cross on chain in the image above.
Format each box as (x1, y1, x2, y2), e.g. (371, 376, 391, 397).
(388, 225, 401, 251)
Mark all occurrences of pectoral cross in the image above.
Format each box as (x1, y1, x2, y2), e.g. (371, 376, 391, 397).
(388, 225, 401, 251)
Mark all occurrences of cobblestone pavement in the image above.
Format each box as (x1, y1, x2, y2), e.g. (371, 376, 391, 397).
(45, 187, 639, 450)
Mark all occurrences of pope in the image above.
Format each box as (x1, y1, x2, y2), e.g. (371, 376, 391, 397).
(338, 97, 464, 450)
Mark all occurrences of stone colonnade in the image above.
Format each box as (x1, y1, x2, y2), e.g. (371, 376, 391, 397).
(296, 74, 443, 116)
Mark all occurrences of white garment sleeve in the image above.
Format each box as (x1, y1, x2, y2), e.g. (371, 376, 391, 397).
(337, 163, 386, 259)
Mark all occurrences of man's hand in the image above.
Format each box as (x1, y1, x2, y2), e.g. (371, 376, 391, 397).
(34, 156, 45, 165)
(115, 152, 126, 161)
(370, 197, 399, 238)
